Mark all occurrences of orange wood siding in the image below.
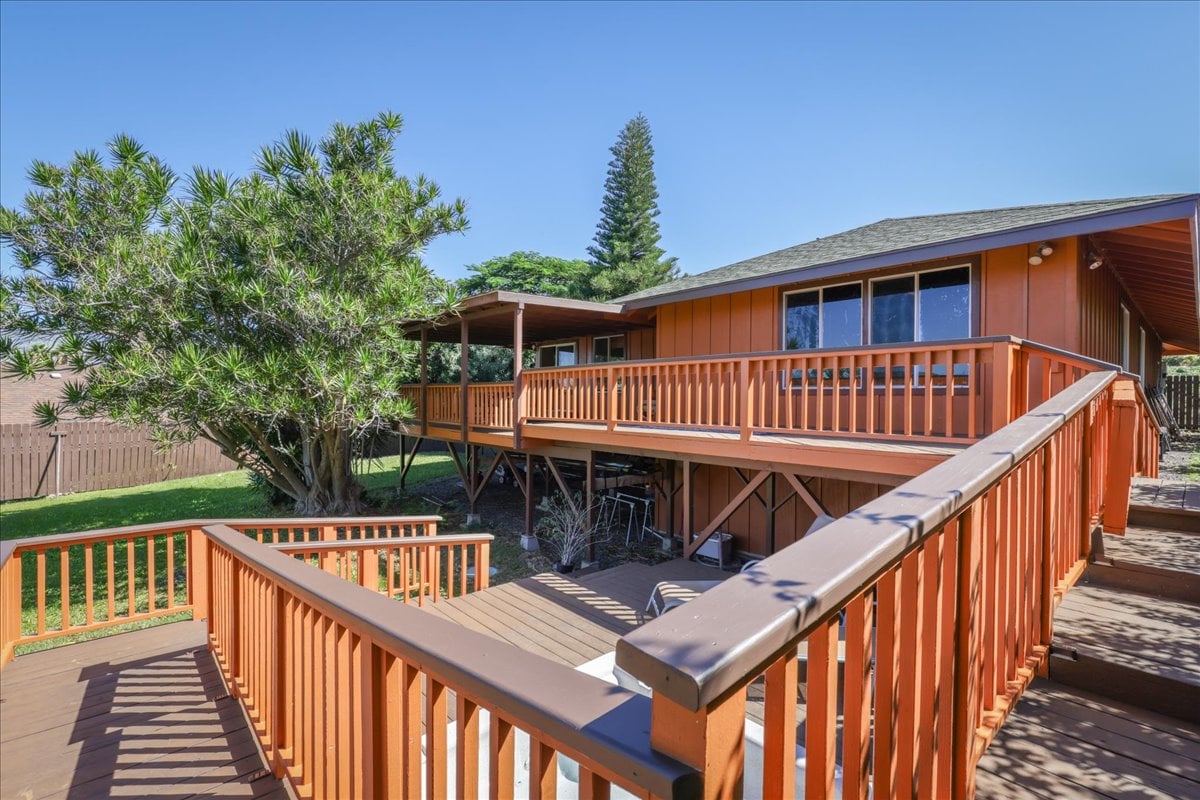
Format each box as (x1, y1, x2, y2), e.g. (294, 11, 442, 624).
(657, 289, 779, 358)
(662, 465, 890, 556)
(980, 239, 1079, 350)
(1076, 246, 1163, 387)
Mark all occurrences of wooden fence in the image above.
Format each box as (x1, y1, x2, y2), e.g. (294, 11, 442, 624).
(0, 421, 233, 502)
(1163, 374, 1200, 429)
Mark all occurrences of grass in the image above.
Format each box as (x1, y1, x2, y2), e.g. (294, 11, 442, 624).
(1, 453, 457, 653)
(0, 453, 456, 539)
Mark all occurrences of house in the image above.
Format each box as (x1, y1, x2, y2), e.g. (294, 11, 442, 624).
(400, 194, 1198, 558)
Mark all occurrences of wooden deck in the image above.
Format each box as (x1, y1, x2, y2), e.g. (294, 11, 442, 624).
(1129, 475, 1200, 513)
(0, 621, 288, 800)
(974, 681, 1200, 799)
(419, 558, 730, 668)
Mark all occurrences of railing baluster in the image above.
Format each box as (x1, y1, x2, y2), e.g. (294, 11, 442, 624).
(490, 716, 516, 800)
(762, 650, 798, 799)
(59, 547, 70, 630)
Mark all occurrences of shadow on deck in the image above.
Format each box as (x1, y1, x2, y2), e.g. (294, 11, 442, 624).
(0, 621, 287, 800)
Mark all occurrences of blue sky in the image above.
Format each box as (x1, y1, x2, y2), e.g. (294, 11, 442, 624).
(2, 1, 1197, 282)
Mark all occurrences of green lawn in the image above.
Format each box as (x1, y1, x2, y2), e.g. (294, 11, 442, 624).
(0, 452, 456, 539)
(1, 453, 457, 653)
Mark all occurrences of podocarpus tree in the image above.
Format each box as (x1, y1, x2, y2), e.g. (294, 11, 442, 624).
(587, 114, 679, 300)
(0, 112, 466, 514)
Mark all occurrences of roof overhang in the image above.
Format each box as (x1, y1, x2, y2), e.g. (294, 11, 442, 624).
(404, 290, 654, 346)
(622, 195, 1200, 311)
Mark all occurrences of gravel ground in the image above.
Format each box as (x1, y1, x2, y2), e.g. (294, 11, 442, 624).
(1160, 430, 1200, 482)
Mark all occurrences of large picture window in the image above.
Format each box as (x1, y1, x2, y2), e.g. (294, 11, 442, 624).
(783, 283, 863, 350)
(869, 265, 970, 344)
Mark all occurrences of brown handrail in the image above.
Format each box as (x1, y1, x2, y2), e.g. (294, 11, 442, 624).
(202, 523, 698, 798)
(618, 370, 1115, 706)
(616, 369, 1131, 797)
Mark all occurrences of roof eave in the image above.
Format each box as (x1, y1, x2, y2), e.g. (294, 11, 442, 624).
(621, 195, 1200, 309)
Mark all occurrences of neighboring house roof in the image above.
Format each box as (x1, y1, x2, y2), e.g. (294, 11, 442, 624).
(0, 371, 71, 425)
(617, 194, 1200, 307)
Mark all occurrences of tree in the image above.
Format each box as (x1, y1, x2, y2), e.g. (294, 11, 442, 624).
(0, 112, 466, 514)
(460, 251, 590, 298)
(586, 114, 679, 300)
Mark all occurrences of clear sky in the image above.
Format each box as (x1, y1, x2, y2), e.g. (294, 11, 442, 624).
(2, 1, 1197, 282)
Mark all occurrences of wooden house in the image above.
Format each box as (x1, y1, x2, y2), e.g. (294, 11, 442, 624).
(400, 194, 1198, 558)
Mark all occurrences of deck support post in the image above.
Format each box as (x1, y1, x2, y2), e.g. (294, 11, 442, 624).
(585, 452, 596, 563)
(682, 460, 693, 553)
(525, 453, 535, 537)
(419, 328, 429, 438)
(513, 303, 525, 450)
(460, 318, 470, 444)
(765, 475, 776, 555)
(398, 435, 421, 489)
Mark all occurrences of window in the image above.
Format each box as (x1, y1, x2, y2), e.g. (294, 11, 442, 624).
(869, 265, 970, 344)
(537, 343, 576, 367)
(783, 283, 863, 350)
(592, 334, 626, 363)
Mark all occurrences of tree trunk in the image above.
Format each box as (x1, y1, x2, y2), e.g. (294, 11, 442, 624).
(293, 461, 365, 515)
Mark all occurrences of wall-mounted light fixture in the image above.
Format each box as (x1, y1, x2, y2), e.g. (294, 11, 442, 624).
(1027, 241, 1055, 266)
(1087, 252, 1104, 270)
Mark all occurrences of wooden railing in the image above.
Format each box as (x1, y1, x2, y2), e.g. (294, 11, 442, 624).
(0, 374, 1155, 798)
(203, 523, 697, 799)
(469, 382, 516, 429)
(0, 522, 197, 655)
(617, 371, 1132, 799)
(272, 532, 492, 605)
(0, 515, 439, 665)
(403, 337, 1162, 450)
(426, 383, 462, 426)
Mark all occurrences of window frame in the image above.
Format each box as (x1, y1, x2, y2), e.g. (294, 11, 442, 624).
(591, 334, 627, 364)
(781, 280, 865, 351)
(536, 342, 577, 368)
(867, 263, 973, 345)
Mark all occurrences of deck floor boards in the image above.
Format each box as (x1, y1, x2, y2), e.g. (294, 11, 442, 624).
(1130, 476, 1200, 512)
(975, 681, 1200, 800)
(0, 621, 287, 800)
(1100, 526, 1200, 576)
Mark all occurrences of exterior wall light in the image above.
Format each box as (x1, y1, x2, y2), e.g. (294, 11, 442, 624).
(1027, 241, 1055, 266)
(1088, 253, 1104, 270)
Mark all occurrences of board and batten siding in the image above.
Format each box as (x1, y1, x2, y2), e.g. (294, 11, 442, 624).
(657, 465, 890, 557)
(655, 287, 780, 358)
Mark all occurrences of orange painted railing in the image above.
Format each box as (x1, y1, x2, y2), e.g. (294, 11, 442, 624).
(272, 531, 492, 605)
(202, 523, 696, 799)
(0, 515, 440, 665)
(426, 383, 462, 426)
(469, 382, 516, 429)
(618, 370, 1130, 799)
(0, 522, 196, 655)
(405, 337, 1162, 449)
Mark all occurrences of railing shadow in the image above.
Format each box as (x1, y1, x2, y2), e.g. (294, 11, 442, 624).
(52, 636, 280, 798)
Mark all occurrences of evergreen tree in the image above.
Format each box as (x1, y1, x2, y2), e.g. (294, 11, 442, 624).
(586, 114, 678, 299)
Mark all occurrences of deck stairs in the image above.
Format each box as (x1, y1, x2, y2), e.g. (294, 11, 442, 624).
(976, 490, 1200, 798)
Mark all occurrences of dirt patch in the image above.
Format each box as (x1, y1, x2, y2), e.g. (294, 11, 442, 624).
(389, 473, 673, 585)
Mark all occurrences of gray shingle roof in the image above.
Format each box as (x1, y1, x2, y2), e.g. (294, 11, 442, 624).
(617, 194, 1196, 306)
